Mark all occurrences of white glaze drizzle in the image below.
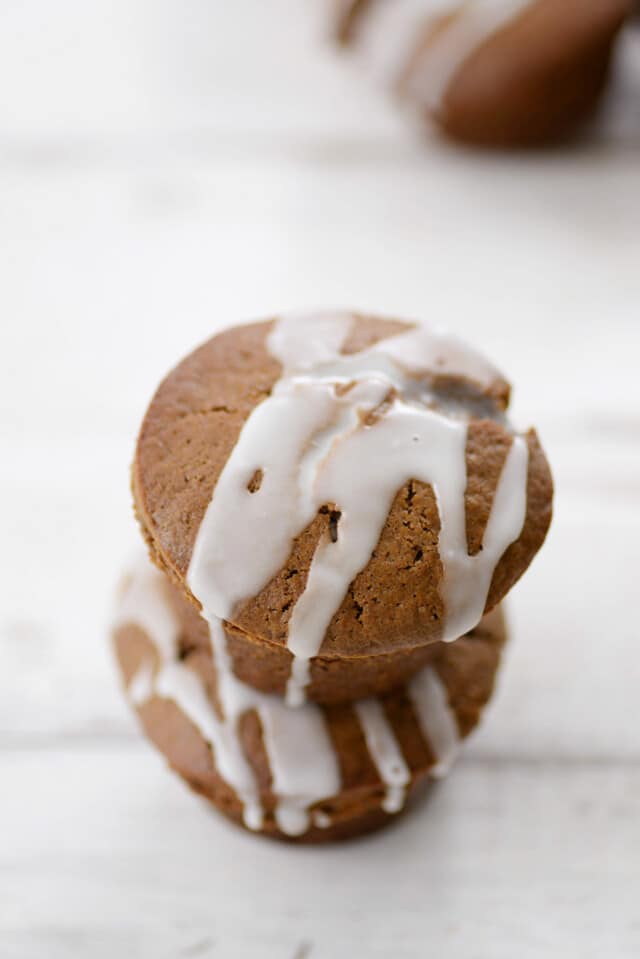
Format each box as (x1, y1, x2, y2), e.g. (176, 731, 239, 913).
(356, 0, 453, 86)
(115, 564, 181, 661)
(352, 0, 531, 110)
(116, 563, 480, 831)
(115, 564, 340, 835)
(408, 665, 459, 777)
(127, 658, 155, 706)
(252, 677, 341, 836)
(188, 311, 528, 706)
(354, 699, 410, 813)
(404, 0, 532, 112)
(312, 809, 332, 829)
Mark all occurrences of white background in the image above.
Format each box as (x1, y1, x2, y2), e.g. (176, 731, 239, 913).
(1, 3, 639, 957)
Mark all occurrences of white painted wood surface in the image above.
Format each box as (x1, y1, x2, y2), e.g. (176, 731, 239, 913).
(1, 4, 639, 957)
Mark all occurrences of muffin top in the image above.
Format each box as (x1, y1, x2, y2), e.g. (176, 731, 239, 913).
(133, 312, 552, 704)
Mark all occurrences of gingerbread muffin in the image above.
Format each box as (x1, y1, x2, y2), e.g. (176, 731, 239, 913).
(333, 0, 632, 146)
(113, 561, 507, 842)
(133, 312, 552, 705)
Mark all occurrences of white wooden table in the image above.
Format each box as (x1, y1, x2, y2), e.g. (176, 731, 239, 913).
(1, 4, 639, 957)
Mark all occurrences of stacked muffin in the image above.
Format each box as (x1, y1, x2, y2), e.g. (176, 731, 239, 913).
(331, 0, 632, 146)
(113, 312, 553, 841)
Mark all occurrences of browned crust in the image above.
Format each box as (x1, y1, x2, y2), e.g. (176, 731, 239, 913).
(199, 779, 434, 844)
(486, 429, 553, 610)
(133, 316, 551, 660)
(439, 0, 632, 146)
(132, 320, 281, 592)
(112, 586, 507, 843)
(465, 419, 512, 556)
(158, 555, 507, 707)
(224, 621, 439, 703)
(230, 478, 446, 656)
(433, 606, 506, 737)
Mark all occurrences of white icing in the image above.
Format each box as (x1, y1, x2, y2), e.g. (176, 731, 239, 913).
(408, 666, 459, 777)
(268, 309, 352, 372)
(285, 393, 527, 705)
(367, 321, 504, 389)
(127, 659, 155, 706)
(117, 564, 340, 835)
(253, 682, 342, 837)
(188, 311, 526, 705)
(356, 0, 449, 86)
(352, 0, 531, 110)
(113, 572, 270, 830)
(113, 564, 181, 661)
(403, 0, 532, 112)
(115, 562, 490, 830)
(354, 699, 410, 813)
(313, 809, 332, 829)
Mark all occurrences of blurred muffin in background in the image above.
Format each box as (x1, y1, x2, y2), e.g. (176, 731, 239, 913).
(332, 0, 633, 146)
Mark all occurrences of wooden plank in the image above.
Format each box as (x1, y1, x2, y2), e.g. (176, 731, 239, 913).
(2, 747, 638, 959)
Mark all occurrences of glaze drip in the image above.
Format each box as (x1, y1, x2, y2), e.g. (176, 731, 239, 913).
(408, 666, 460, 776)
(354, 699, 411, 813)
(115, 563, 463, 833)
(116, 564, 340, 835)
(405, 0, 532, 110)
(353, 0, 532, 108)
(187, 312, 528, 705)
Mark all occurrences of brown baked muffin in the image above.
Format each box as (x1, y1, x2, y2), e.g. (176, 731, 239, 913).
(144, 579, 439, 703)
(133, 312, 551, 705)
(333, 0, 632, 147)
(113, 561, 507, 842)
